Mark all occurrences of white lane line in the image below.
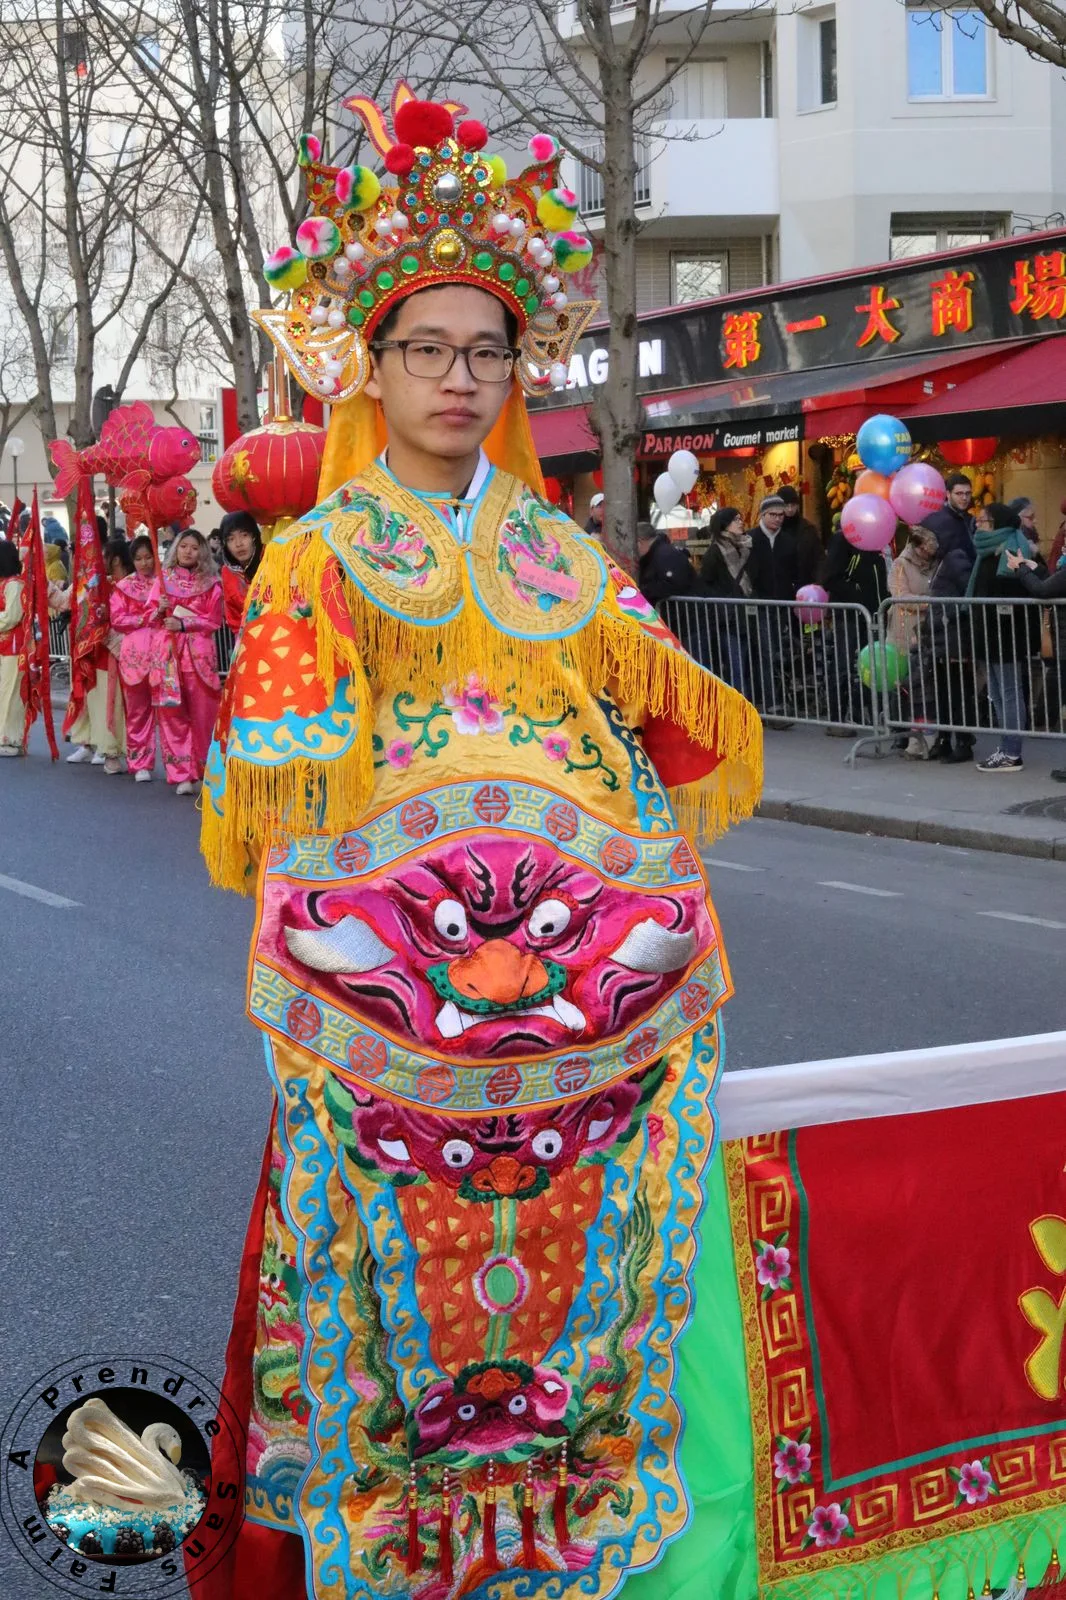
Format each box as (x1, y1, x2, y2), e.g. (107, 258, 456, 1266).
(705, 860, 765, 873)
(0, 873, 81, 909)
(818, 880, 902, 899)
(978, 910, 1066, 931)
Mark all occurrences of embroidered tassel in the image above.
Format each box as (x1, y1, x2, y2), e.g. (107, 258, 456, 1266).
(483, 1460, 498, 1568)
(439, 1467, 453, 1583)
(1000, 1563, 1028, 1600)
(521, 1459, 536, 1568)
(552, 1444, 569, 1551)
(1045, 1548, 1064, 1586)
(406, 1461, 422, 1576)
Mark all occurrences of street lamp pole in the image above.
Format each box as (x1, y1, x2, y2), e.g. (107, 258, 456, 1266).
(6, 435, 24, 505)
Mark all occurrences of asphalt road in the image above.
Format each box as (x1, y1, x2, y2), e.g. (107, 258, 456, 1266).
(2, 742, 1064, 1594)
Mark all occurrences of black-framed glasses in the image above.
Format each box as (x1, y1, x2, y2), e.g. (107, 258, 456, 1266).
(369, 339, 518, 383)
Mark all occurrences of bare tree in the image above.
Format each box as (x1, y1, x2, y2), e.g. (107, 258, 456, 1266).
(0, 0, 203, 461)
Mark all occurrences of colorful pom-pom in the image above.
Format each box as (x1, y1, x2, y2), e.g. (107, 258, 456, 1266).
(457, 119, 488, 151)
(485, 154, 508, 187)
(295, 216, 342, 259)
(552, 230, 592, 273)
(264, 246, 309, 291)
(393, 99, 454, 149)
(528, 133, 557, 163)
(384, 142, 416, 176)
(335, 165, 382, 212)
(297, 134, 322, 169)
(536, 186, 579, 232)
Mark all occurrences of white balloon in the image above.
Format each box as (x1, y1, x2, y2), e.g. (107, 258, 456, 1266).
(668, 448, 700, 493)
(653, 472, 682, 513)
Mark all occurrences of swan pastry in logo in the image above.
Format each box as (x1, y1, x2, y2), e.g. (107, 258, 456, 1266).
(42, 1398, 206, 1561)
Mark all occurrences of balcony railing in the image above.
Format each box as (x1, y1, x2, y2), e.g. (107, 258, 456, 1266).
(576, 141, 651, 217)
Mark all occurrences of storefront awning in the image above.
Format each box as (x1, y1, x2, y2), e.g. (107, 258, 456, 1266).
(896, 334, 1066, 440)
(527, 403, 600, 471)
(800, 343, 1015, 438)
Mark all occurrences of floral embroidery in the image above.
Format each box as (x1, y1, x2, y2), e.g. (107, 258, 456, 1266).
(343, 493, 438, 588)
(445, 674, 505, 735)
(385, 739, 414, 769)
(952, 1458, 997, 1506)
(773, 1431, 812, 1490)
(542, 734, 570, 762)
(804, 1502, 852, 1549)
(498, 498, 570, 608)
(754, 1233, 792, 1298)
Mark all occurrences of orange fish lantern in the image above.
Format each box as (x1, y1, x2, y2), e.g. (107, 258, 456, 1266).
(212, 417, 326, 540)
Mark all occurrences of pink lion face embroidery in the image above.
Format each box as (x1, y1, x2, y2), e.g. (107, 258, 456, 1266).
(337, 1072, 650, 1200)
(411, 1361, 572, 1461)
(261, 835, 714, 1063)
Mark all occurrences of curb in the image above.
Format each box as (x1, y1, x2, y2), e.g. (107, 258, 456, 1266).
(756, 798, 1066, 862)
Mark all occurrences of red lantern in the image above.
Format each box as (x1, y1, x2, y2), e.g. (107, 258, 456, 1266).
(592, 468, 604, 490)
(542, 475, 563, 506)
(938, 437, 999, 466)
(212, 418, 327, 524)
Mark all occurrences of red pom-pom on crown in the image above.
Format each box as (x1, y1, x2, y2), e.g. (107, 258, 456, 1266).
(456, 119, 488, 151)
(393, 99, 454, 149)
(384, 142, 416, 176)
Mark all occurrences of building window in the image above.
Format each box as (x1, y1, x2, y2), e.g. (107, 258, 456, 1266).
(906, 5, 991, 99)
(61, 23, 88, 71)
(797, 7, 837, 112)
(666, 58, 727, 120)
(890, 213, 1006, 259)
(672, 253, 727, 305)
(134, 34, 160, 69)
(48, 312, 72, 363)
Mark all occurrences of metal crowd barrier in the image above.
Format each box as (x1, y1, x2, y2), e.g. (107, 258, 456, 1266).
(879, 596, 1066, 743)
(663, 593, 1066, 759)
(664, 595, 884, 751)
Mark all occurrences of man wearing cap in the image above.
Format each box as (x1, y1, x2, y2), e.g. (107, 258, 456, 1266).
(584, 489, 605, 536)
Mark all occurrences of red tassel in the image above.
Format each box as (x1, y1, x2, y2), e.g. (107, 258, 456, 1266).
(483, 1462, 498, 1568)
(439, 1469, 453, 1583)
(552, 1445, 568, 1550)
(406, 1463, 422, 1575)
(521, 1463, 537, 1567)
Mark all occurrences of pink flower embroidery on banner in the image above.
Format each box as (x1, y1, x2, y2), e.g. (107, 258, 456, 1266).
(646, 1112, 665, 1162)
(755, 1244, 791, 1291)
(807, 1503, 850, 1548)
(385, 740, 414, 769)
(956, 1460, 995, 1505)
(444, 675, 505, 736)
(542, 734, 570, 762)
(773, 1439, 812, 1486)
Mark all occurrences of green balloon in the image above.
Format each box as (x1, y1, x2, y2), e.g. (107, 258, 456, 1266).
(857, 642, 909, 690)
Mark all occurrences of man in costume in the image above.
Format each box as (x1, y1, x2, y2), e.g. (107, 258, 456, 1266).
(200, 86, 762, 1600)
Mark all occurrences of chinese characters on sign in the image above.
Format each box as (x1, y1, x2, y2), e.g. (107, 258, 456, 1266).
(1009, 251, 1066, 320)
(722, 311, 762, 370)
(931, 269, 975, 336)
(855, 285, 902, 347)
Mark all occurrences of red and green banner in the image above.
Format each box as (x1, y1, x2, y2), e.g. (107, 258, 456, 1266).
(62, 478, 109, 739)
(16, 491, 58, 758)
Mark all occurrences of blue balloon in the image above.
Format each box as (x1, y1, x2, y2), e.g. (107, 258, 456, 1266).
(856, 413, 912, 476)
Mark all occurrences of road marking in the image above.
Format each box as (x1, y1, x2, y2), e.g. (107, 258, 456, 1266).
(818, 880, 902, 898)
(0, 873, 81, 909)
(705, 860, 765, 873)
(978, 910, 1066, 931)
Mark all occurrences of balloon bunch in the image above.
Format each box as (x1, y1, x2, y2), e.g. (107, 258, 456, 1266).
(652, 450, 700, 514)
(841, 413, 946, 553)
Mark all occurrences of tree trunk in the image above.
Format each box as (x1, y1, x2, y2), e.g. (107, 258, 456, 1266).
(594, 57, 640, 572)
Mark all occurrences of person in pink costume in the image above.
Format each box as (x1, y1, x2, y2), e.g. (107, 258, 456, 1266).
(154, 530, 223, 794)
(110, 536, 163, 784)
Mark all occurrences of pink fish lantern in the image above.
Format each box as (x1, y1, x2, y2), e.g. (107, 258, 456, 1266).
(795, 583, 829, 625)
(888, 461, 946, 524)
(146, 425, 201, 482)
(147, 475, 197, 525)
(841, 492, 897, 552)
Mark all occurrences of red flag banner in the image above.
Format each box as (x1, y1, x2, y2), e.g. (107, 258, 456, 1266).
(62, 479, 109, 740)
(17, 492, 59, 758)
(724, 1092, 1066, 1588)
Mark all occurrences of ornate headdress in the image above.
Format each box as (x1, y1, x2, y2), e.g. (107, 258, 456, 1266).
(255, 83, 599, 413)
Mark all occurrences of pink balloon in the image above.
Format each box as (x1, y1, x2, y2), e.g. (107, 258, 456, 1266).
(841, 492, 897, 552)
(888, 461, 946, 524)
(795, 583, 829, 624)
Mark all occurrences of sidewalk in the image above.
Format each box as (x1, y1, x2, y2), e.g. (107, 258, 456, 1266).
(758, 726, 1066, 859)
